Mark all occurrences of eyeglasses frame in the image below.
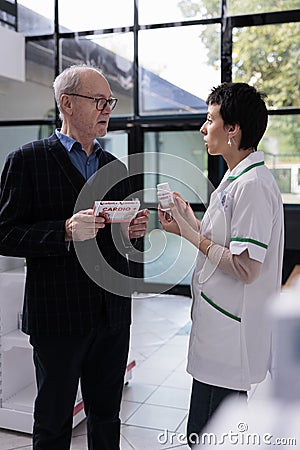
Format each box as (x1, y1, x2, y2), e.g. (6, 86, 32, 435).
(65, 93, 118, 111)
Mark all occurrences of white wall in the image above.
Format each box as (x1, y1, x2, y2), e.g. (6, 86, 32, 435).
(0, 27, 25, 82)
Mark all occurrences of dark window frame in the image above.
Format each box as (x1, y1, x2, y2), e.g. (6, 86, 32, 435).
(0, 0, 299, 292)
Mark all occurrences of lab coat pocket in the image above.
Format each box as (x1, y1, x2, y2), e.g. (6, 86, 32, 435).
(188, 291, 250, 389)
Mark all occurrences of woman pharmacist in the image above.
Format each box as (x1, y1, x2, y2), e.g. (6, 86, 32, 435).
(158, 82, 284, 447)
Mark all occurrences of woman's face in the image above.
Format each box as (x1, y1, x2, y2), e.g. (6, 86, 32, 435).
(200, 103, 229, 156)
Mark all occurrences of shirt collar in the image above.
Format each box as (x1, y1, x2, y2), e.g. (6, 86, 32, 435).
(226, 151, 265, 181)
(55, 129, 102, 156)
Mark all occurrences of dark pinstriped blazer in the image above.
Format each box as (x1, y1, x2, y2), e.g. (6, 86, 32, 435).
(0, 133, 134, 336)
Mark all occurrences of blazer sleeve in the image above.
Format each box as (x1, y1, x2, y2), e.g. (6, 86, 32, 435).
(0, 149, 69, 258)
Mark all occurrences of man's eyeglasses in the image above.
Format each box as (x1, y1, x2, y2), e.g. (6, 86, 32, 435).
(66, 93, 118, 111)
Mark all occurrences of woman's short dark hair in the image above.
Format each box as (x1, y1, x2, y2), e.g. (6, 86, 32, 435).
(206, 82, 268, 151)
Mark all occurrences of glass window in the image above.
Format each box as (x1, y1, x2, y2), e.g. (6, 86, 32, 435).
(58, 0, 133, 32)
(232, 22, 300, 108)
(0, 127, 127, 175)
(18, 0, 54, 35)
(60, 34, 134, 117)
(142, 130, 209, 287)
(143, 210, 199, 287)
(143, 130, 209, 205)
(0, 0, 17, 30)
(228, 0, 300, 15)
(143, 210, 204, 288)
(26, 38, 55, 90)
(262, 115, 300, 204)
(0, 36, 55, 119)
(0, 42, 55, 121)
(139, 0, 221, 25)
(98, 130, 128, 167)
(0, 125, 55, 172)
(139, 25, 220, 115)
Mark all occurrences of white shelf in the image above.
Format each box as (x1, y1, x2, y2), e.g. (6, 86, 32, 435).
(1, 382, 85, 433)
(0, 408, 34, 434)
(125, 359, 136, 383)
(3, 382, 83, 414)
(2, 329, 30, 351)
(3, 383, 36, 413)
(0, 258, 135, 433)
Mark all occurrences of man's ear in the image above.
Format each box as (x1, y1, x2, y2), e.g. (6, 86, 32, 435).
(60, 94, 73, 116)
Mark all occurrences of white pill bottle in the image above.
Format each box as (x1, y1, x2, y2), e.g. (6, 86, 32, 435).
(157, 182, 174, 211)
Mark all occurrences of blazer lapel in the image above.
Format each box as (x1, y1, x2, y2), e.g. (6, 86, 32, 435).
(47, 133, 86, 194)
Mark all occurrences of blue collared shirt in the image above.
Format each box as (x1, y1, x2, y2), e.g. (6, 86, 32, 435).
(56, 130, 102, 180)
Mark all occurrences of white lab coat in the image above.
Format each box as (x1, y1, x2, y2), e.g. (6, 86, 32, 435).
(187, 151, 284, 391)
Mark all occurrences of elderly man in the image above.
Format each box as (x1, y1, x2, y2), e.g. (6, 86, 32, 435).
(0, 64, 149, 450)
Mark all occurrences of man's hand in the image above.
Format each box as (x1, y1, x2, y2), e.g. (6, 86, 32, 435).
(128, 209, 149, 240)
(65, 209, 106, 241)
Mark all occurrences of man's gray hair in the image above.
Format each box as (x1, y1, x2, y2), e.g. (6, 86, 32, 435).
(53, 64, 104, 120)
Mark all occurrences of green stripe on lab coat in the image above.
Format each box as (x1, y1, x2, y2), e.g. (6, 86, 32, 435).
(231, 237, 268, 249)
(201, 292, 241, 322)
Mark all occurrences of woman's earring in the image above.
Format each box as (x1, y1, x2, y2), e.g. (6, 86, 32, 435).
(227, 137, 232, 147)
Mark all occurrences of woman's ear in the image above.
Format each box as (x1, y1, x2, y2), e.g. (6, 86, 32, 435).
(226, 123, 240, 138)
(226, 123, 241, 148)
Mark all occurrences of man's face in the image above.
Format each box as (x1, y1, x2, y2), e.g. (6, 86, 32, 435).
(69, 70, 114, 140)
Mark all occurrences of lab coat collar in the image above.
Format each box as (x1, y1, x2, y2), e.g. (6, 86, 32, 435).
(226, 151, 265, 181)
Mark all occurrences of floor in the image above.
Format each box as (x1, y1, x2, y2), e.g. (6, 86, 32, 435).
(0, 293, 271, 450)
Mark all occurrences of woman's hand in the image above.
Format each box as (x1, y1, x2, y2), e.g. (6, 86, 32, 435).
(158, 192, 199, 237)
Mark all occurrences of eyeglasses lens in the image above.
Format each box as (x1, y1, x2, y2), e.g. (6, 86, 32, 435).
(96, 98, 117, 111)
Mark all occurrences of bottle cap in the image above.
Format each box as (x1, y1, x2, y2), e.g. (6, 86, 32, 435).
(157, 182, 171, 191)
